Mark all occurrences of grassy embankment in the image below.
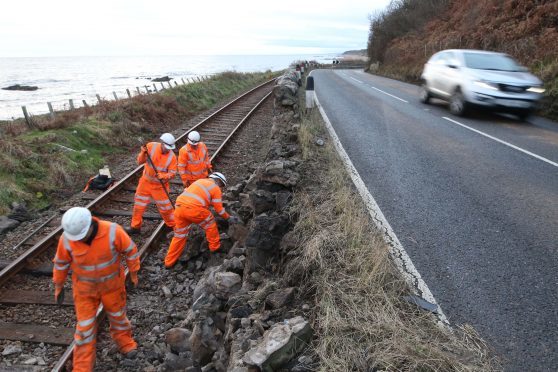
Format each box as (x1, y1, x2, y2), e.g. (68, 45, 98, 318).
(284, 100, 499, 370)
(367, 0, 558, 120)
(0, 71, 274, 214)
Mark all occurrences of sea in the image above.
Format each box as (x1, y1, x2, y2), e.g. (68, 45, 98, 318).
(0, 54, 335, 120)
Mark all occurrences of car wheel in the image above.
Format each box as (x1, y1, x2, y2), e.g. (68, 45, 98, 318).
(516, 109, 532, 122)
(449, 90, 467, 116)
(419, 82, 431, 104)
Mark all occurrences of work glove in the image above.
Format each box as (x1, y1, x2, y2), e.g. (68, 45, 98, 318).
(130, 271, 139, 287)
(54, 285, 65, 305)
(228, 215, 241, 224)
(158, 173, 173, 181)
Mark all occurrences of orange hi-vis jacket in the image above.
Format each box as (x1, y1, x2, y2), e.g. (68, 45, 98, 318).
(139, 142, 177, 184)
(53, 218, 141, 295)
(178, 143, 211, 184)
(176, 178, 230, 219)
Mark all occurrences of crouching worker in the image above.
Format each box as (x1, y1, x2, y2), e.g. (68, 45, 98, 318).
(53, 207, 140, 372)
(164, 172, 240, 268)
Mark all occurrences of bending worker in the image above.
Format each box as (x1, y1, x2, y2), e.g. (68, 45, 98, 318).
(127, 133, 177, 235)
(178, 130, 212, 188)
(52, 207, 140, 371)
(164, 172, 240, 268)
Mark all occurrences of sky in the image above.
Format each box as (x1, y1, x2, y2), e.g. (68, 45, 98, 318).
(0, 0, 392, 57)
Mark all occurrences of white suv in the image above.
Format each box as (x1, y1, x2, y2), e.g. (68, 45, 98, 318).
(420, 49, 545, 120)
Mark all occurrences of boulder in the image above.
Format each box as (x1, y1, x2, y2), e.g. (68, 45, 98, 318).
(165, 328, 192, 353)
(2, 84, 38, 91)
(243, 316, 313, 371)
(8, 202, 31, 222)
(163, 352, 194, 371)
(213, 272, 242, 300)
(249, 189, 276, 214)
(275, 191, 292, 211)
(228, 223, 248, 246)
(265, 288, 295, 309)
(245, 213, 291, 271)
(0, 216, 20, 235)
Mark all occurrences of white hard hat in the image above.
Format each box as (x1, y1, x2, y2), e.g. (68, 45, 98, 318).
(187, 131, 200, 145)
(209, 172, 227, 186)
(61, 207, 92, 241)
(160, 133, 176, 150)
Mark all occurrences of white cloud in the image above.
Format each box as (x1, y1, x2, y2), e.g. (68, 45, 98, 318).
(0, 0, 391, 57)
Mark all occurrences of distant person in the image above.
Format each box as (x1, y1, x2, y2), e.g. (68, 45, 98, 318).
(127, 133, 177, 235)
(163, 172, 240, 268)
(53, 207, 140, 371)
(178, 131, 212, 188)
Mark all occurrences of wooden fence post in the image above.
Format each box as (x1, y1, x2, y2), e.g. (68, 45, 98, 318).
(160, 82, 165, 90)
(82, 100, 88, 107)
(153, 84, 158, 92)
(197, 76, 202, 82)
(113, 92, 118, 100)
(174, 81, 178, 87)
(126, 89, 132, 98)
(144, 85, 150, 94)
(181, 78, 186, 84)
(167, 81, 172, 88)
(21, 106, 33, 129)
(47, 102, 55, 119)
(136, 87, 141, 95)
(96, 94, 102, 103)
(69, 99, 75, 110)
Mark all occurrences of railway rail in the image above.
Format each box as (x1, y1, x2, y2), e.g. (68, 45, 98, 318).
(0, 78, 275, 370)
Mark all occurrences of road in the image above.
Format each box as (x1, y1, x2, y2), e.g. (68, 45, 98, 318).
(312, 69, 558, 371)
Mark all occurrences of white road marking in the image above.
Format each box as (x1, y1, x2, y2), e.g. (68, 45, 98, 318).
(370, 86, 409, 103)
(350, 77, 363, 84)
(443, 117, 558, 168)
(311, 72, 449, 325)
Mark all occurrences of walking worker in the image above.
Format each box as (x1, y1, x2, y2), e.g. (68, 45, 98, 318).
(178, 130, 212, 188)
(52, 207, 140, 371)
(127, 133, 177, 235)
(164, 172, 240, 268)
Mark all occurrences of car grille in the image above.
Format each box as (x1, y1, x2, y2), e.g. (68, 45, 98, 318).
(498, 84, 527, 93)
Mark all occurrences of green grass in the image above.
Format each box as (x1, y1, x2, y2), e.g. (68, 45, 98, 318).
(0, 71, 277, 214)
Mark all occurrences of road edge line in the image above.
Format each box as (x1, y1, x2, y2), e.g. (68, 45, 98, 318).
(311, 77, 449, 325)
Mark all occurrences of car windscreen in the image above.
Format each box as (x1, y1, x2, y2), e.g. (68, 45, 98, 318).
(463, 53, 521, 71)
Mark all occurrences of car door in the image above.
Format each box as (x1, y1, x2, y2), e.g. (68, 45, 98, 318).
(429, 52, 448, 96)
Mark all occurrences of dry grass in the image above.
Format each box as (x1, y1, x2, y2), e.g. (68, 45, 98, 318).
(284, 111, 500, 371)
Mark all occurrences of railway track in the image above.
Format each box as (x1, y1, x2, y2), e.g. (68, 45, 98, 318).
(0, 78, 275, 370)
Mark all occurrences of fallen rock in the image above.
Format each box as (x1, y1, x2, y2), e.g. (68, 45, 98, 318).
(249, 189, 276, 214)
(266, 287, 295, 309)
(315, 138, 325, 146)
(163, 352, 194, 370)
(213, 272, 242, 299)
(243, 316, 313, 371)
(165, 328, 192, 353)
(2, 84, 38, 91)
(275, 191, 292, 211)
(0, 216, 20, 235)
(2, 344, 22, 356)
(8, 202, 31, 222)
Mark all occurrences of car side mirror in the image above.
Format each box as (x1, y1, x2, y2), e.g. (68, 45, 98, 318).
(518, 66, 529, 72)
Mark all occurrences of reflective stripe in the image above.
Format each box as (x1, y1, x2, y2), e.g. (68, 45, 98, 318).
(111, 324, 131, 331)
(55, 258, 69, 264)
(55, 263, 70, 270)
(169, 169, 177, 174)
(134, 201, 149, 207)
(174, 233, 188, 238)
(108, 317, 128, 324)
(107, 309, 124, 317)
(149, 142, 159, 159)
(198, 184, 211, 201)
(217, 209, 226, 216)
(127, 252, 140, 260)
(63, 237, 72, 253)
(77, 271, 118, 283)
(76, 327, 95, 338)
(162, 151, 174, 170)
(75, 333, 95, 345)
(157, 205, 173, 211)
(178, 163, 187, 167)
(175, 226, 190, 233)
(180, 191, 206, 206)
(123, 242, 135, 253)
(109, 223, 116, 252)
(200, 215, 213, 224)
(211, 198, 222, 203)
(78, 317, 96, 328)
(135, 195, 150, 201)
(154, 199, 171, 205)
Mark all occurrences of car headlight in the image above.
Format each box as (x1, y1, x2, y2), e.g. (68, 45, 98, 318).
(473, 81, 499, 90)
(527, 86, 545, 94)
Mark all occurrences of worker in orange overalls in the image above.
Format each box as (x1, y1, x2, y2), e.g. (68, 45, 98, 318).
(127, 133, 177, 235)
(52, 207, 140, 372)
(178, 130, 212, 188)
(164, 172, 240, 268)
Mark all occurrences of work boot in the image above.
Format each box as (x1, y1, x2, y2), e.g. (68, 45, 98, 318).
(124, 349, 138, 359)
(124, 226, 141, 235)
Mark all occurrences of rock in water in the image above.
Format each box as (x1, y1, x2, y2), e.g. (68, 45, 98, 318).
(2, 84, 38, 91)
(243, 316, 313, 371)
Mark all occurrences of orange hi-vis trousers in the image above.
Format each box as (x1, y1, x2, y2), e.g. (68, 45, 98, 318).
(131, 176, 175, 229)
(73, 286, 136, 372)
(164, 205, 220, 268)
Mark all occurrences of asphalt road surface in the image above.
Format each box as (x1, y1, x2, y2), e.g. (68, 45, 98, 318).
(312, 69, 558, 371)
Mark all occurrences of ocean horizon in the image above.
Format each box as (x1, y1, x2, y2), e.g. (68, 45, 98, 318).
(0, 54, 335, 120)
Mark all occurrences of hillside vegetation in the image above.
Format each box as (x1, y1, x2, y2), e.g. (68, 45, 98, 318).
(367, 0, 558, 119)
